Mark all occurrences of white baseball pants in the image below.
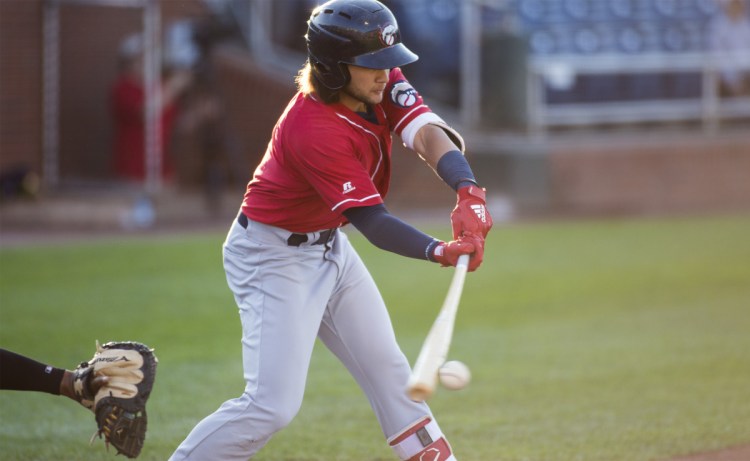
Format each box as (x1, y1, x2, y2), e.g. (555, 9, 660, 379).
(169, 217, 441, 460)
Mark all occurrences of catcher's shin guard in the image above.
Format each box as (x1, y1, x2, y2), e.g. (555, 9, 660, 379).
(388, 416, 456, 461)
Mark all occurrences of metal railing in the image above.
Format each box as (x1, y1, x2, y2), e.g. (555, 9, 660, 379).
(526, 52, 750, 137)
(42, 0, 163, 191)
(220, 0, 750, 139)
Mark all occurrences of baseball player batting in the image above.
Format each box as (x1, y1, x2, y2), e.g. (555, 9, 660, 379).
(169, 1, 493, 460)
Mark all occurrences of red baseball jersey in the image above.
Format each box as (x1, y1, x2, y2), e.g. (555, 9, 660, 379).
(241, 67, 445, 233)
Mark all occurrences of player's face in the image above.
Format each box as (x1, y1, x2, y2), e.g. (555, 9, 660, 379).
(340, 65, 390, 112)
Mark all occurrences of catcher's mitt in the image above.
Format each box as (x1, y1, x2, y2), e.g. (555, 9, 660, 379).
(73, 341, 158, 458)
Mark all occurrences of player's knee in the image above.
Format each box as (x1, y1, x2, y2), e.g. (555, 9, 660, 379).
(234, 392, 302, 435)
(267, 409, 298, 432)
(388, 416, 456, 461)
(263, 399, 302, 433)
(358, 342, 404, 374)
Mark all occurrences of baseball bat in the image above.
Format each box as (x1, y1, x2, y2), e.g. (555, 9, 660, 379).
(406, 254, 470, 402)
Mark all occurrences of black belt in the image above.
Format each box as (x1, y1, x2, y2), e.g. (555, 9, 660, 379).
(237, 213, 335, 247)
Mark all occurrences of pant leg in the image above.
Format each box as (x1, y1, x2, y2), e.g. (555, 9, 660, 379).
(170, 220, 338, 461)
(317, 232, 433, 439)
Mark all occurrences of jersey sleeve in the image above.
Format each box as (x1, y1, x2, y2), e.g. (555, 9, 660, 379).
(382, 68, 465, 153)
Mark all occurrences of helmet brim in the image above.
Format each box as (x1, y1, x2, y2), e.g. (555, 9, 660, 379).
(346, 43, 418, 69)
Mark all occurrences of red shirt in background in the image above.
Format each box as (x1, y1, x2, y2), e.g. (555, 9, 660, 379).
(111, 75, 177, 181)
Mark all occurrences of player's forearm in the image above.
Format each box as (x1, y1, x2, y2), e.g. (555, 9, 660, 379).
(412, 125, 478, 191)
(436, 150, 478, 191)
(344, 204, 439, 261)
(412, 124, 460, 169)
(0, 348, 65, 395)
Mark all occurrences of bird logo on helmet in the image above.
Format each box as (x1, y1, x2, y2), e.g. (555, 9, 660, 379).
(306, 0, 419, 90)
(380, 24, 397, 46)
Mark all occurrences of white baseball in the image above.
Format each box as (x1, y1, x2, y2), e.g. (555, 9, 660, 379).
(438, 360, 471, 390)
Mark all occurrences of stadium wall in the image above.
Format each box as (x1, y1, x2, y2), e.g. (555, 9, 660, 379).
(1, 0, 748, 219)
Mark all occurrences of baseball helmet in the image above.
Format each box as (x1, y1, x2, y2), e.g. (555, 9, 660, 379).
(306, 0, 418, 90)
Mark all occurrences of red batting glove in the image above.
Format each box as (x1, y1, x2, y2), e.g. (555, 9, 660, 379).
(451, 185, 493, 240)
(432, 235, 483, 272)
(460, 232, 484, 272)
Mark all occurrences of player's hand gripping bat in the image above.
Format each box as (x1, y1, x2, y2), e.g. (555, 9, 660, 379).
(406, 254, 470, 401)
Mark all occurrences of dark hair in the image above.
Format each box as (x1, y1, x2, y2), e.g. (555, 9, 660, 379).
(295, 60, 341, 104)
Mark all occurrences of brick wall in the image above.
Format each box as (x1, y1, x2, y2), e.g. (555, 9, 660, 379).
(0, 0, 211, 181)
(548, 135, 750, 216)
(2, 0, 748, 217)
(0, 0, 43, 174)
(167, 46, 298, 194)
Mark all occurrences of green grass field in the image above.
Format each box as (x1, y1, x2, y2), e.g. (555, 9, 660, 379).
(1, 214, 749, 461)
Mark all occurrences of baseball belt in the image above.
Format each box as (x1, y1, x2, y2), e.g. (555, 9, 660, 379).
(237, 213, 335, 247)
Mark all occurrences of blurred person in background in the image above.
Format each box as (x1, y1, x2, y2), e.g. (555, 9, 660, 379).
(170, 18, 238, 213)
(0, 165, 39, 201)
(709, 0, 750, 97)
(111, 34, 192, 183)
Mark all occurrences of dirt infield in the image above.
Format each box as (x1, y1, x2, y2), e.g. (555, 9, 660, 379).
(665, 444, 750, 461)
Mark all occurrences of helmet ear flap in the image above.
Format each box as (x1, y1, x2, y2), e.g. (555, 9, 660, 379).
(311, 59, 350, 90)
(336, 63, 351, 88)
